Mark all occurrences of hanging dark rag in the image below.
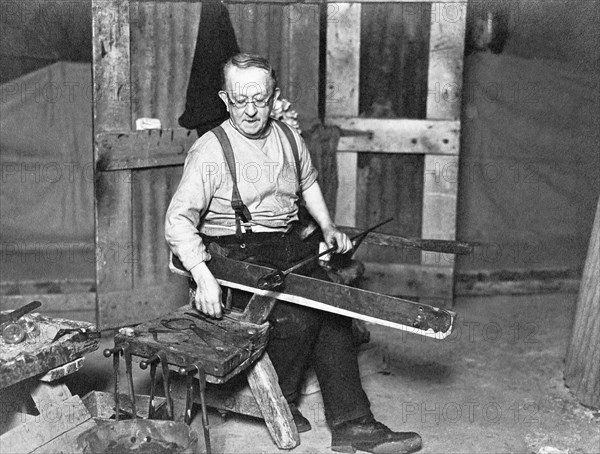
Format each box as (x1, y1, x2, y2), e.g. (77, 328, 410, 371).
(178, 0, 240, 136)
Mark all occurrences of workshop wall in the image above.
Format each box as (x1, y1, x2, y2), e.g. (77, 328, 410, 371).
(1, 0, 598, 288)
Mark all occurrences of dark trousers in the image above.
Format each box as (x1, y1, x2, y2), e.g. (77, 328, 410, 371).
(204, 227, 371, 425)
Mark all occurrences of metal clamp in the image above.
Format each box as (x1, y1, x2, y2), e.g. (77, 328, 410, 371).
(140, 353, 160, 419)
(179, 363, 211, 454)
(103, 345, 124, 421)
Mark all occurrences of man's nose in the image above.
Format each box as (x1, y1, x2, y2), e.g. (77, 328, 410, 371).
(244, 101, 258, 115)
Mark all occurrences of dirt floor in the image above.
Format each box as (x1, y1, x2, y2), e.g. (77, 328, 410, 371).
(13, 292, 597, 454)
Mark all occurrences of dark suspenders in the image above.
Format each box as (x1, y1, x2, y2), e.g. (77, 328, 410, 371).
(211, 119, 301, 240)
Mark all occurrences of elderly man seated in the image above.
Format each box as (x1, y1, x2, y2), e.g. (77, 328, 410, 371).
(165, 53, 422, 454)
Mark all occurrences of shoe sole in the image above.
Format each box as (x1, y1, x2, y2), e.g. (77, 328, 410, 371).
(373, 439, 422, 454)
(331, 440, 421, 454)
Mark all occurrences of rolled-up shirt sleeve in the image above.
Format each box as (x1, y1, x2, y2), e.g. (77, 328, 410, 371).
(165, 140, 221, 271)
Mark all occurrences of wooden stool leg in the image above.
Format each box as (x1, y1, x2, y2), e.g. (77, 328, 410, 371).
(246, 353, 300, 450)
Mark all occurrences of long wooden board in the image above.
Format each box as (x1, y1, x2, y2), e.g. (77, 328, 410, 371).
(329, 118, 460, 154)
(201, 255, 456, 339)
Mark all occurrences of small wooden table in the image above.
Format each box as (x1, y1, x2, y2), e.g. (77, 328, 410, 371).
(114, 300, 300, 451)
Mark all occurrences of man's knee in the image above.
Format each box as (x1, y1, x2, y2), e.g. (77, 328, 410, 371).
(269, 304, 320, 340)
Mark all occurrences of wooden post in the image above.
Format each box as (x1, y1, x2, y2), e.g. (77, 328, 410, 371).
(565, 197, 600, 408)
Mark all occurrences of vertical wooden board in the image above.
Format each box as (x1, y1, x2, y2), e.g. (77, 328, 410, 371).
(255, 3, 272, 59)
(166, 2, 185, 125)
(359, 2, 430, 119)
(163, 166, 185, 282)
(92, 0, 132, 131)
(132, 167, 183, 288)
(234, 2, 256, 54)
(153, 2, 171, 125)
(268, 5, 284, 73)
(426, 2, 467, 120)
(304, 124, 339, 212)
(131, 0, 155, 120)
(132, 169, 156, 288)
(131, 1, 201, 128)
(183, 2, 202, 84)
(96, 172, 133, 292)
(327, 3, 360, 226)
(93, 0, 133, 306)
(355, 153, 423, 264)
(335, 152, 358, 227)
(421, 154, 458, 266)
(278, 3, 291, 99)
(326, 2, 361, 117)
(287, 4, 320, 126)
(565, 198, 600, 407)
(247, 354, 299, 449)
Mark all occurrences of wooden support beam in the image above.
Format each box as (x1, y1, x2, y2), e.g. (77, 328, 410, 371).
(96, 129, 197, 171)
(326, 2, 361, 227)
(426, 1, 467, 121)
(565, 197, 600, 408)
(93, 0, 135, 328)
(421, 1, 466, 275)
(246, 354, 299, 449)
(329, 118, 460, 154)
(421, 154, 459, 267)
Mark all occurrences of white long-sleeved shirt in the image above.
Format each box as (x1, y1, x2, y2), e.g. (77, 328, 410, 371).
(165, 119, 318, 271)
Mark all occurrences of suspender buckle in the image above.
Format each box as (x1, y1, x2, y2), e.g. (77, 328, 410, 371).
(231, 200, 252, 223)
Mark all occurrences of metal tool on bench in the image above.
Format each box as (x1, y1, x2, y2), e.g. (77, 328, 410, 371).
(52, 326, 100, 342)
(140, 354, 160, 419)
(122, 343, 137, 419)
(179, 362, 211, 454)
(0, 300, 42, 325)
(256, 217, 394, 291)
(103, 343, 139, 421)
(139, 351, 174, 420)
(103, 345, 123, 421)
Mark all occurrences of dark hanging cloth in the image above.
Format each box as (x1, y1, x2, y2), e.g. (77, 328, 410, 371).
(178, 0, 239, 136)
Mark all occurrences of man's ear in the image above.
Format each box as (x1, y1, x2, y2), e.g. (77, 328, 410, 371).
(273, 87, 281, 104)
(218, 91, 230, 112)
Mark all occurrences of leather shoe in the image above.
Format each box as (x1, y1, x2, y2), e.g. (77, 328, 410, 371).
(289, 403, 312, 433)
(331, 415, 421, 454)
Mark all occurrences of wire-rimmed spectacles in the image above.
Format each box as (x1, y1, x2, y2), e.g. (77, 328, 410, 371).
(223, 91, 274, 108)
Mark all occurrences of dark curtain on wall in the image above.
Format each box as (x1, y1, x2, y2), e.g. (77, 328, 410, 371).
(178, 0, 239, 135)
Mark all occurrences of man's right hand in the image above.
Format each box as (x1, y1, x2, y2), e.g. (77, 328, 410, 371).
(190, 262, 223, 318)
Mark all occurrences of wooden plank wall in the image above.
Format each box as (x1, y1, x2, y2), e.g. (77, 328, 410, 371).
(92, 0, 464, 326)
(93, 0, 192, 329)
(325, 1, 466, 302)
(93, 1, 321, 328)
(355, 2, 431, 262)
(229, 1, 321, 128)
(130, 1, 202, 128)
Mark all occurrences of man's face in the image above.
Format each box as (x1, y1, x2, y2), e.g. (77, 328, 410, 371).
(219, 66, 279, 139)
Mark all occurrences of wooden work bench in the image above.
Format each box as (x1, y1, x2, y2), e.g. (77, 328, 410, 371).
(0, 313, 99, 453)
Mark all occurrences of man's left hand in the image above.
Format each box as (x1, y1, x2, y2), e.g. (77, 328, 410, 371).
(322, 224, 353, 254)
